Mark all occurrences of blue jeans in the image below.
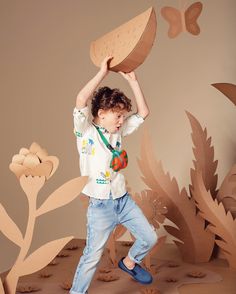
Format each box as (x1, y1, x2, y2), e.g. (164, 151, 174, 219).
(70, 192, 158, 294)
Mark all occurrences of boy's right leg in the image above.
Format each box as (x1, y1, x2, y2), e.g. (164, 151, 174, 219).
(70, 198, 117, 294)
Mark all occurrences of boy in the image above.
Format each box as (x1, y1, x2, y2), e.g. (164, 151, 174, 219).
(70, 56, 158, 294)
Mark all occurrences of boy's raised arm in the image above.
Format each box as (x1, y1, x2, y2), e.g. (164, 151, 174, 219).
(76, 56, 113, 109)
(119, 71, 149, 119)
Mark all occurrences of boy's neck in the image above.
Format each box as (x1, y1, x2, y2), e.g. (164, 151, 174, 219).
(92, 118, 108, 132)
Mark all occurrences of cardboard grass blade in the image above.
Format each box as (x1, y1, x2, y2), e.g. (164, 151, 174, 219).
(212, 83, 236, 106)
(217, 164, 236, 217)
(36, 176, 88, 216)
(137, 128, 215, 263)
(186, 111, 218, 198)
(90, 7, 157, 72)
(0, 203, 23, 247)
(19, 236, 73, 276)
(192, 170, 236, 269)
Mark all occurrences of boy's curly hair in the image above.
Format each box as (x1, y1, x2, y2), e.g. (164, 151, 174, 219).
(91, 87, 132, 117)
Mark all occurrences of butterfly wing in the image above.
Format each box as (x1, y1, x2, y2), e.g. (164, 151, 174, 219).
(161, 6, 183, 38)
(185, 2, 203, 35)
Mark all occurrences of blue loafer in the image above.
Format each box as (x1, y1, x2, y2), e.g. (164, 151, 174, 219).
(118, 257, 153, 284)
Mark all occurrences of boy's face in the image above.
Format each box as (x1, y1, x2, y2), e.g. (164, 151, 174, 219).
(98, 107, 128, 134)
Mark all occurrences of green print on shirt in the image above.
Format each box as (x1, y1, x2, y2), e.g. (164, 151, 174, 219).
(96, 171, 111, 184)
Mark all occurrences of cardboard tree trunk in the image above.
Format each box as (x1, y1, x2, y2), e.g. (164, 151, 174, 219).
(90, 7, 157, 72)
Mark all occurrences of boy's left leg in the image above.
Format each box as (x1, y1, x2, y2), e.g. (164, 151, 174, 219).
(117, 194, 158, 283)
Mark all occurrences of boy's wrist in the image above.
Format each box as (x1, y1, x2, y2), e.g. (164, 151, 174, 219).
(128, 79, 139, 87)
(98, 68, 108, 78)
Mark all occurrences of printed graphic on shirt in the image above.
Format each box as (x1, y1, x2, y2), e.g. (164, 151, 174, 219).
(116, 141, 121, 150)
(74, 128, 82, 137)
(96, 171, 111, 184)
(82, 138, 95, 155)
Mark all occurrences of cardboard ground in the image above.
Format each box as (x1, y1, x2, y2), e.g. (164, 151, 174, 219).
(2, 239, 236, 294)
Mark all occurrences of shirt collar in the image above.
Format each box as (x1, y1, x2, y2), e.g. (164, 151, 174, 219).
(92, 122, 109, 134)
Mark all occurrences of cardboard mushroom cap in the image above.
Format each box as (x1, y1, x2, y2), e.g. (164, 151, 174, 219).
(90, 7, 157, 72)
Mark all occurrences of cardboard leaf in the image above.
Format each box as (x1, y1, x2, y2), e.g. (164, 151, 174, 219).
(186, 111, 218, 198)
(90, 7, 157, 72)
(137, 128, 215, 263)
(0, 277, 4, 294)
(36, 176, 88, 216)
(192, 170, 236, 269)
(0, 203, 23, 246)
(212, 83, 236, 106)
(19, 236, 73, 276)
(217, 164, 236, 217)
(164, 225, 182, 241)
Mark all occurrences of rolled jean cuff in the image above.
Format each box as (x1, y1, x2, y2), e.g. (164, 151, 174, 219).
(70, 291, 88, 294)
(128, 251, 141, 264)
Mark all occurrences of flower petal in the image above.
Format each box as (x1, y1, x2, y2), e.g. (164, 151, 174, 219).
(19, 148, 30, 155)
(9, 163, 28, 179)
(23, 154, 40, 168)
(12, 154, 25, 164)
(29, 142, 43, 154)
(36, 148, 48, 160)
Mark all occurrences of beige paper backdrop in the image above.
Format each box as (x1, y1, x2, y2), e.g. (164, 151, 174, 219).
(0, 0, 235, 273)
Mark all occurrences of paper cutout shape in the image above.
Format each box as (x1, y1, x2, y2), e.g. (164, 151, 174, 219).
(191, 170, 236, 269)
(186, 111, 218, 198)
(60, 281, 72, 290)
(161, 2, 203, 38)
(132, 190, 167, 229)
(12, 238, 223, 293)
(1, 143, 88, 294)
(38, 271, 52, 278)
(140, 288, 160, 294)
(212, 83, 236, 106)
(0, 280, 4, 294)
(16, 285, 41, 293)
(90, 7, 157, 72)
(97, 273, 120, 282)
(186, 270, 206, 278)
(217, 164, 236, 218)
(137, 128, 215, 263)
(9, 142, 59, 180)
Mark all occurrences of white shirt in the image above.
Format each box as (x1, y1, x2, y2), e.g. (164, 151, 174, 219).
(73, 106, 144, 199)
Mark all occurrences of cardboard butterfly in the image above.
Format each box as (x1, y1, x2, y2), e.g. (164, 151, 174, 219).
(161, 1, 203, 38)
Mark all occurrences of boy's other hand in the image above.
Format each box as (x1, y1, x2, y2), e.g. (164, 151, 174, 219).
(100, 55, 113, 76)
(119, 71, 137, 82)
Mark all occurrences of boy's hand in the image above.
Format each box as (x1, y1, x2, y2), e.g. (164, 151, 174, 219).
(100, 55, 113, 76)
(119, 71, 137, 82)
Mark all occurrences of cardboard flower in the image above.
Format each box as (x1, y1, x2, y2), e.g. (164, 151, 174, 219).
(9, 142, 59, 179)
(132, 190, 167, 229)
